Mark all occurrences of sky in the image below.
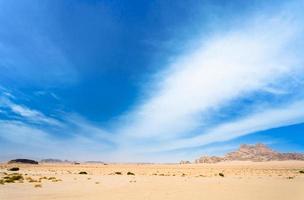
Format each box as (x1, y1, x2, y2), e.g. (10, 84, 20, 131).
(0, 0, 304, 162)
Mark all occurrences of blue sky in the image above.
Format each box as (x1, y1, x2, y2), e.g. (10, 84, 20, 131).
(0, 0, 304, 162)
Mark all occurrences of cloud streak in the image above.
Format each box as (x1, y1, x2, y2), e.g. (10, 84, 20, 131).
(109, 0, 304, 160)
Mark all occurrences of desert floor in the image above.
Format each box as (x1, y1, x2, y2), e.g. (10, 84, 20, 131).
(1, 161, 304, 200)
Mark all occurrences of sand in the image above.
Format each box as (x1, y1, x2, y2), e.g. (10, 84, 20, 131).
(1, 161, 304, 200)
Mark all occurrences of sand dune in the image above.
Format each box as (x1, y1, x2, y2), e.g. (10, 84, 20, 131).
(1, 161, 304, 200)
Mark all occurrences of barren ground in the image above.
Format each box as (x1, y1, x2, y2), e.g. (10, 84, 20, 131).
(1, 161, 304, 200)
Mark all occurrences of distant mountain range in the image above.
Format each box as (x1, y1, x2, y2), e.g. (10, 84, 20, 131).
(195, 143, 304, 163)
(40, 159, 106, 164)
(40, 159, 65, 163)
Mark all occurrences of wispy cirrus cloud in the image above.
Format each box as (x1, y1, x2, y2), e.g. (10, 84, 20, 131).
(0, 89, 113, 161)
(0, 95, 63, 127)
(108, 0, 304, 160)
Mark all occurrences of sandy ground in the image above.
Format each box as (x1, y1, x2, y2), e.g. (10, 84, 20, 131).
(0, 161, 304, 200)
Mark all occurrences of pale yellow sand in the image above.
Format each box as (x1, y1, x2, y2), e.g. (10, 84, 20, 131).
(1, 161, 304, 200)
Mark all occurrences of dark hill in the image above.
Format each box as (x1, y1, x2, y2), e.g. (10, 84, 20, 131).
(8, 159, 39, 164)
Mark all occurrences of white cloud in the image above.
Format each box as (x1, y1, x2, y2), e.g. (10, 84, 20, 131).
(0, 116, 113, 161)
(144, 100, 304, 152)
(116, 2, 304, 142)
(7, 101, 63, 127)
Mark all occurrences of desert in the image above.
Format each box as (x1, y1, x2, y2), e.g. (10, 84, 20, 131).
(1, 161, 304, 200)
(1, 1, 304, 200)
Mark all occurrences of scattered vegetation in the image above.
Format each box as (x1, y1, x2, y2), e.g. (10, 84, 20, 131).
(114, 172, 122, 175)
(127, 172, 135, 175)
(219, 173, 225, 177)
(47, 177, 61, 182)
(299, 170, 304, 174)
(287, 176, 294, 179)
(39, 177, 48, 181)
(0, 173, 24, 184)
(8, 167, 20, 171)
(0, 174, 62, 185)
(34, 184, 42, 188)
(79, 171, 88, 175)
(26, 177, 40, 183)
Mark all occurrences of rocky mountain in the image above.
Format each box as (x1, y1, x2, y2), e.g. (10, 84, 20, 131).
(195, 143, 304, 163)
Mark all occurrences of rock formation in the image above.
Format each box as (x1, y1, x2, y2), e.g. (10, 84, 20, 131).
(8, 159, 39, 164)
(179, 160, 191, 164)
(195, 143, 304, 163)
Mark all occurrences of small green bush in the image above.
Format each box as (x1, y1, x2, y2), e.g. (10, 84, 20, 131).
(34, 184, 42, 188)
(79, 171, 88, 175)
(219, 173, 224, 177)
(127, 172, 135, 175)
(114, 172, 122, 175)
(299, 170, 304, 174)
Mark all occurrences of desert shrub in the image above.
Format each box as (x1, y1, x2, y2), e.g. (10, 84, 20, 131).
(299, 170, 304, 174)
(114, 172, 122, 175)
(26, 177, 39, 183)
(219, 173, 224, 177)
(127, 172, 135, 175)
(8, 167, 19, 171)
(8, 174, 23, 181)
(79, 171, 88, 175)
(34, 184, 42, 188)
(2, 174, 24, 183)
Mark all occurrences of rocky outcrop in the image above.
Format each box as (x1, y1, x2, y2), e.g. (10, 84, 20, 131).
(8, 159, 39, 164)
(179, 160, 191, 164)
(195, 143, 304, 163)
